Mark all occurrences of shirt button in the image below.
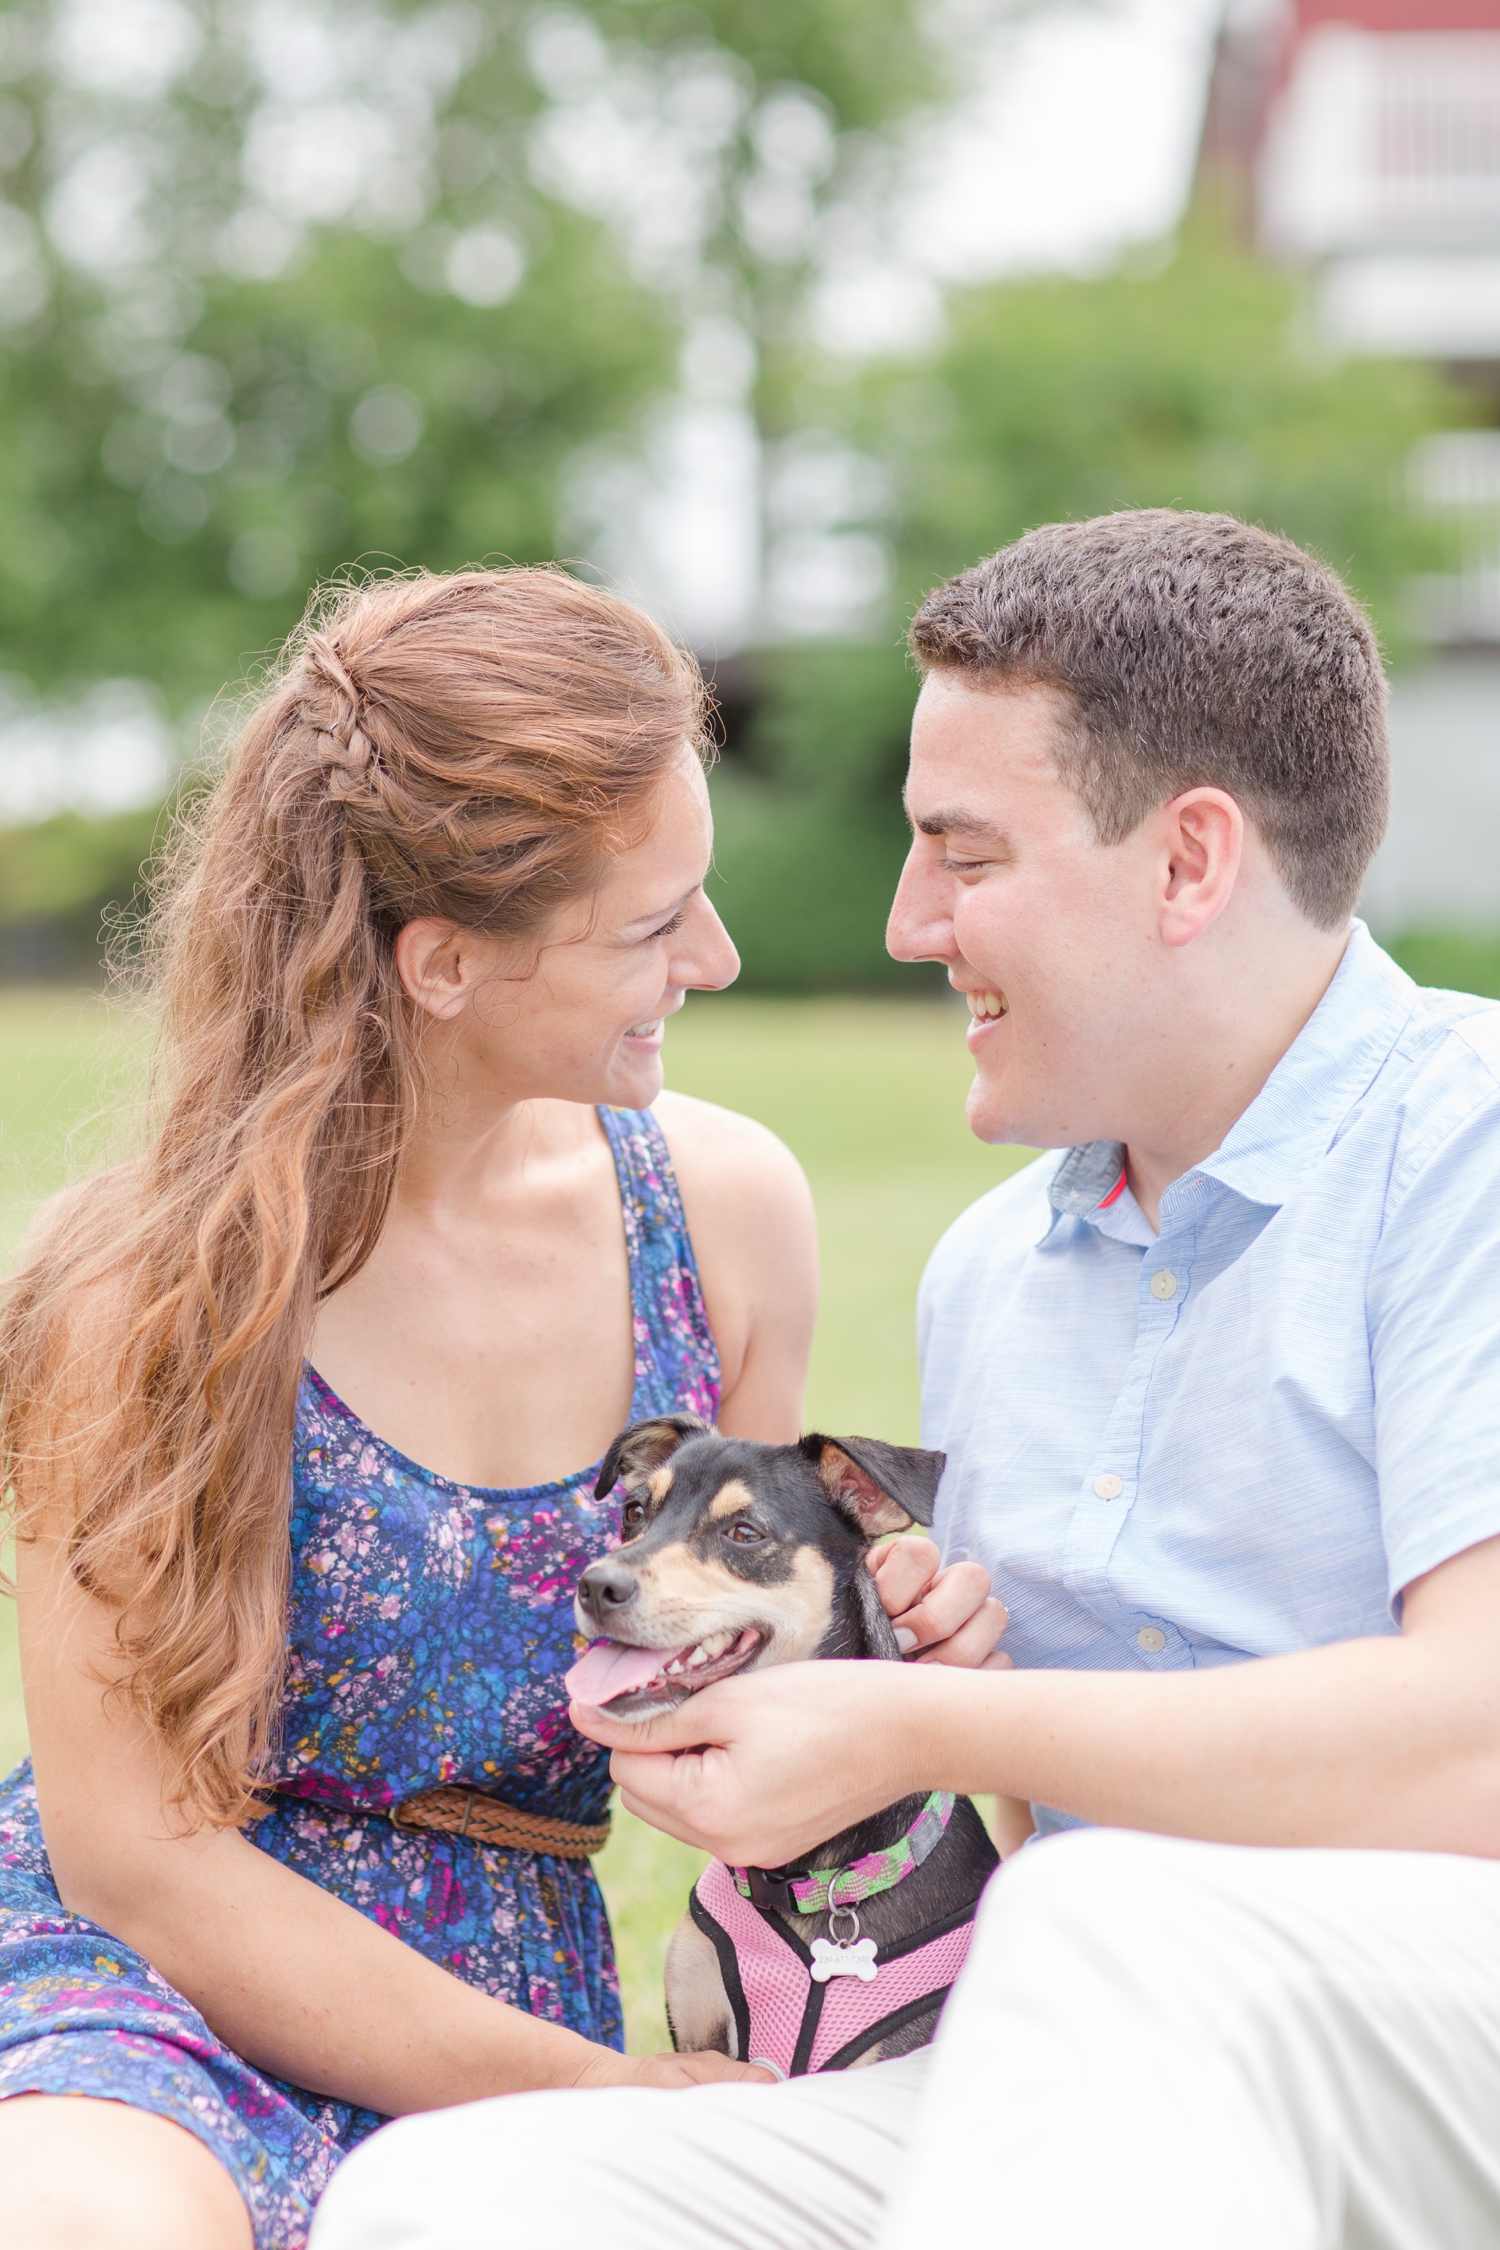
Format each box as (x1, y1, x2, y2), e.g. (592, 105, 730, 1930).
(1150, 1269, 1178, 1300)
(1137, 1626, 1167, 1653)
(1093, 1473, 1123, 1500)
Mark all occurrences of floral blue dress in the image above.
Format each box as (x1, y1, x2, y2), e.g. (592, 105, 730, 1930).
(0, 1108, 719, 2248)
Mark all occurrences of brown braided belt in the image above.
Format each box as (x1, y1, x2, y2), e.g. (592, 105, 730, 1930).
(278, 1785, 611, 1859)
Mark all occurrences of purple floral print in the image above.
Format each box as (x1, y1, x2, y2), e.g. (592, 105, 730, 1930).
(0, 1107, 720, 2248)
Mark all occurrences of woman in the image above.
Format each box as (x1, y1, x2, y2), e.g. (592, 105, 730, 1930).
(0, 570, 992, 2250)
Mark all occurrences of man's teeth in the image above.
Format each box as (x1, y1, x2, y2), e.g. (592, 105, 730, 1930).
(968, 991, 1008, 1020)
(626, 1019, 663, 1037)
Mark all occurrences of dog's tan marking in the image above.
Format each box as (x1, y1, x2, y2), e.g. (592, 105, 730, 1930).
(708, 1479, 756, 1521)
(647, 1466, 675, 1505)
(665, 1913, 737, 2058)
(621, 1544, 837, 1668)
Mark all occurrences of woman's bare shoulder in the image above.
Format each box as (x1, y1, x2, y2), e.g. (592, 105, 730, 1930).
(650, 1090, 811, 1209)
(651, 1092, 816, 1427)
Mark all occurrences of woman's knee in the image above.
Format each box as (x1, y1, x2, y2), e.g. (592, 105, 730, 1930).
(0, 2094, 253, 2250)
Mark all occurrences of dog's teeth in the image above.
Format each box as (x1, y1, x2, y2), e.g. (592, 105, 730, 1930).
(665, 1659, 684, 1675)
(683, 1644, 706, 1669)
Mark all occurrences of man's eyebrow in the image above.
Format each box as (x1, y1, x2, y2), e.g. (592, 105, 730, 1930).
(908, 806, 1011, 846)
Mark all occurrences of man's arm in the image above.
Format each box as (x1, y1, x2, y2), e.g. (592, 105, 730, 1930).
(575, 1533, 1500, 1867)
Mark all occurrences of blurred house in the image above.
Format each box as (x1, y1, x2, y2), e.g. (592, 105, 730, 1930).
(1258, 0, 1500, 359)
(1201, 0, 1500, 936)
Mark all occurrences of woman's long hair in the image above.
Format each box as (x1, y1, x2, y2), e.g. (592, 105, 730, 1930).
(0, 568, 708, 1826)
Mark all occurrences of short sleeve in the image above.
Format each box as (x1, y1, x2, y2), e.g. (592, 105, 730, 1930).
(1369, 1093, 1500, 1601)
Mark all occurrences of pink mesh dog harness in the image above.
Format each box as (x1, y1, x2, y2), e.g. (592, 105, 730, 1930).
(690, 1857, 977, 2076)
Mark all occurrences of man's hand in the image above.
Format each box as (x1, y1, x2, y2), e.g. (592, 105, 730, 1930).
(571, 1660, 949, 1869)
(869, 1536, 1011, 1668)
(572, 1538, 1500, 1868)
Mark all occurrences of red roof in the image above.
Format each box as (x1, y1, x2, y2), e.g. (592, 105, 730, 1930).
(1298, 1, 1500, 26)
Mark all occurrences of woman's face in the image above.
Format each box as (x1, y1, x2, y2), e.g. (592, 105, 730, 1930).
(405, 748, 740, 1114)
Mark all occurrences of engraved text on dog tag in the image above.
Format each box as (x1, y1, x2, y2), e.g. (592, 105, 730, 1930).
(810, 1936, 878, 1983)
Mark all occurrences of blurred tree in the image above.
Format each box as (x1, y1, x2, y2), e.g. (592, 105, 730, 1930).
(706, 642, 920, 991)
(0, 12, 1479, 990)
(0, 0, 940, 712)
(0, 802, 161, 977)
(868, 224, 1465, 641)
(713, 227, 1473, 989)
(0, 218, 675, 706)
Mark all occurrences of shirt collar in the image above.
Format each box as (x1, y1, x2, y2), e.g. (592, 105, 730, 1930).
(1043, 923, 1419, 1238)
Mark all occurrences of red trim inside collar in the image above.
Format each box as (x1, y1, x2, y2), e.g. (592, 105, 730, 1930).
(1096, 1167, 1128, 1211)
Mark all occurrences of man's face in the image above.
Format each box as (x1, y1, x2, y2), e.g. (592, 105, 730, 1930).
(887, 673, 1167, 1150)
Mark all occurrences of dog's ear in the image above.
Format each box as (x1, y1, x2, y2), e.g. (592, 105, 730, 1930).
(801, 1435, 947, 1539)
(594, 1413, 713, 1501)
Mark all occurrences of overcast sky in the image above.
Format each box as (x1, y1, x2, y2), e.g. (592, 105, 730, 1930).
(913, 0, 1222, 284)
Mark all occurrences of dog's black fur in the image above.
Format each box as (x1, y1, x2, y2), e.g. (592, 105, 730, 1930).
(574, 1414, 999, 2066)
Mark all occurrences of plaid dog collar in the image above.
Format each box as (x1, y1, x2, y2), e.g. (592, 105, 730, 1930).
(733, 1791, 956, 1916)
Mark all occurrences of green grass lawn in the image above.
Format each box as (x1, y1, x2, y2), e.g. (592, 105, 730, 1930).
(0, 984, 1030, 2052)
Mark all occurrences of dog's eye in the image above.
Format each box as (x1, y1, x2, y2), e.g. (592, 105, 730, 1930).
(725, 1522, 764, 1545)
(621, 1498, 648, 1536)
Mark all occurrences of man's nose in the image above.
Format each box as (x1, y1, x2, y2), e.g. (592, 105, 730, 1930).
(887, 853, 955, 965)
(577, 1558, 640, 1629)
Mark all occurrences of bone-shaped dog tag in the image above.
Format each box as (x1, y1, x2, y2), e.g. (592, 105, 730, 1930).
(810, 1936, 878, 1983)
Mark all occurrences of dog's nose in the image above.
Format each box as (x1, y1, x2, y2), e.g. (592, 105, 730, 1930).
(577, 1559, 639, 1626)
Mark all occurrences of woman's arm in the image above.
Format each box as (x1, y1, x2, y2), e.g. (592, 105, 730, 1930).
(653, 1091, 818, 1442)
(19, 1509, 758, 2111)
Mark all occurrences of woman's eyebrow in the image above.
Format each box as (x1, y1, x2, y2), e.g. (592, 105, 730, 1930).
(620, 885, 698, 930)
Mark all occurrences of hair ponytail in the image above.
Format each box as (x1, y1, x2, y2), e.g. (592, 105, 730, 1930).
(0, 568, 708, 1824)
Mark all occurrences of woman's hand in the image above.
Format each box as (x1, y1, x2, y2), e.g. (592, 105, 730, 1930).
(869, 1537, 1011, 1669)
(573, 2049, 776, 2090)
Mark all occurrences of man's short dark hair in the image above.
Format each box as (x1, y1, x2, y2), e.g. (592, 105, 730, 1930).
(909, 509, 1389, 929)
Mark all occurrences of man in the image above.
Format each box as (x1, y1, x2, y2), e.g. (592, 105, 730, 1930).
(313, 511, 1500, 2250)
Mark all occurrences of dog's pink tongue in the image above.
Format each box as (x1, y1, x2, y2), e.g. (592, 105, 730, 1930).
(566, 1640, 678, 1707)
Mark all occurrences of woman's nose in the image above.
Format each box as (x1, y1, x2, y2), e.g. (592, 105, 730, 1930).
(680, 893, 740, 993)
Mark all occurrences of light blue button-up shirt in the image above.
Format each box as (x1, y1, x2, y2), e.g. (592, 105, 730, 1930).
(918, 925, 1500, 1833)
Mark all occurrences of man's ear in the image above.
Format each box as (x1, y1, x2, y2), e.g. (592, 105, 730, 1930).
(594, 1414, 713, 1501)
(801, 1435, 947, 1540)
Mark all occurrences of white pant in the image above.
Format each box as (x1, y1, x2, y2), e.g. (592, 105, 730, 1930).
(311, 1828, 1500, 2250)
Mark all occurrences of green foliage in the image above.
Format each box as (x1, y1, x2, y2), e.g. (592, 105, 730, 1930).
(719, 229, 1480, 993)
(0, 38, 1485, 987)
(1389, 929, 1500, 1000)
(584, 0, 937, 133)
(707, 643, 922, 989)
(867, 226, 1470, 649)
(0, 227, 677, 709)
(0, 0, 941, 713)
(0, 804, 164, 979)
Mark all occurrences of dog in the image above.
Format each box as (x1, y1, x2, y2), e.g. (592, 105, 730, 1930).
(567, 1414, 999, 2078)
